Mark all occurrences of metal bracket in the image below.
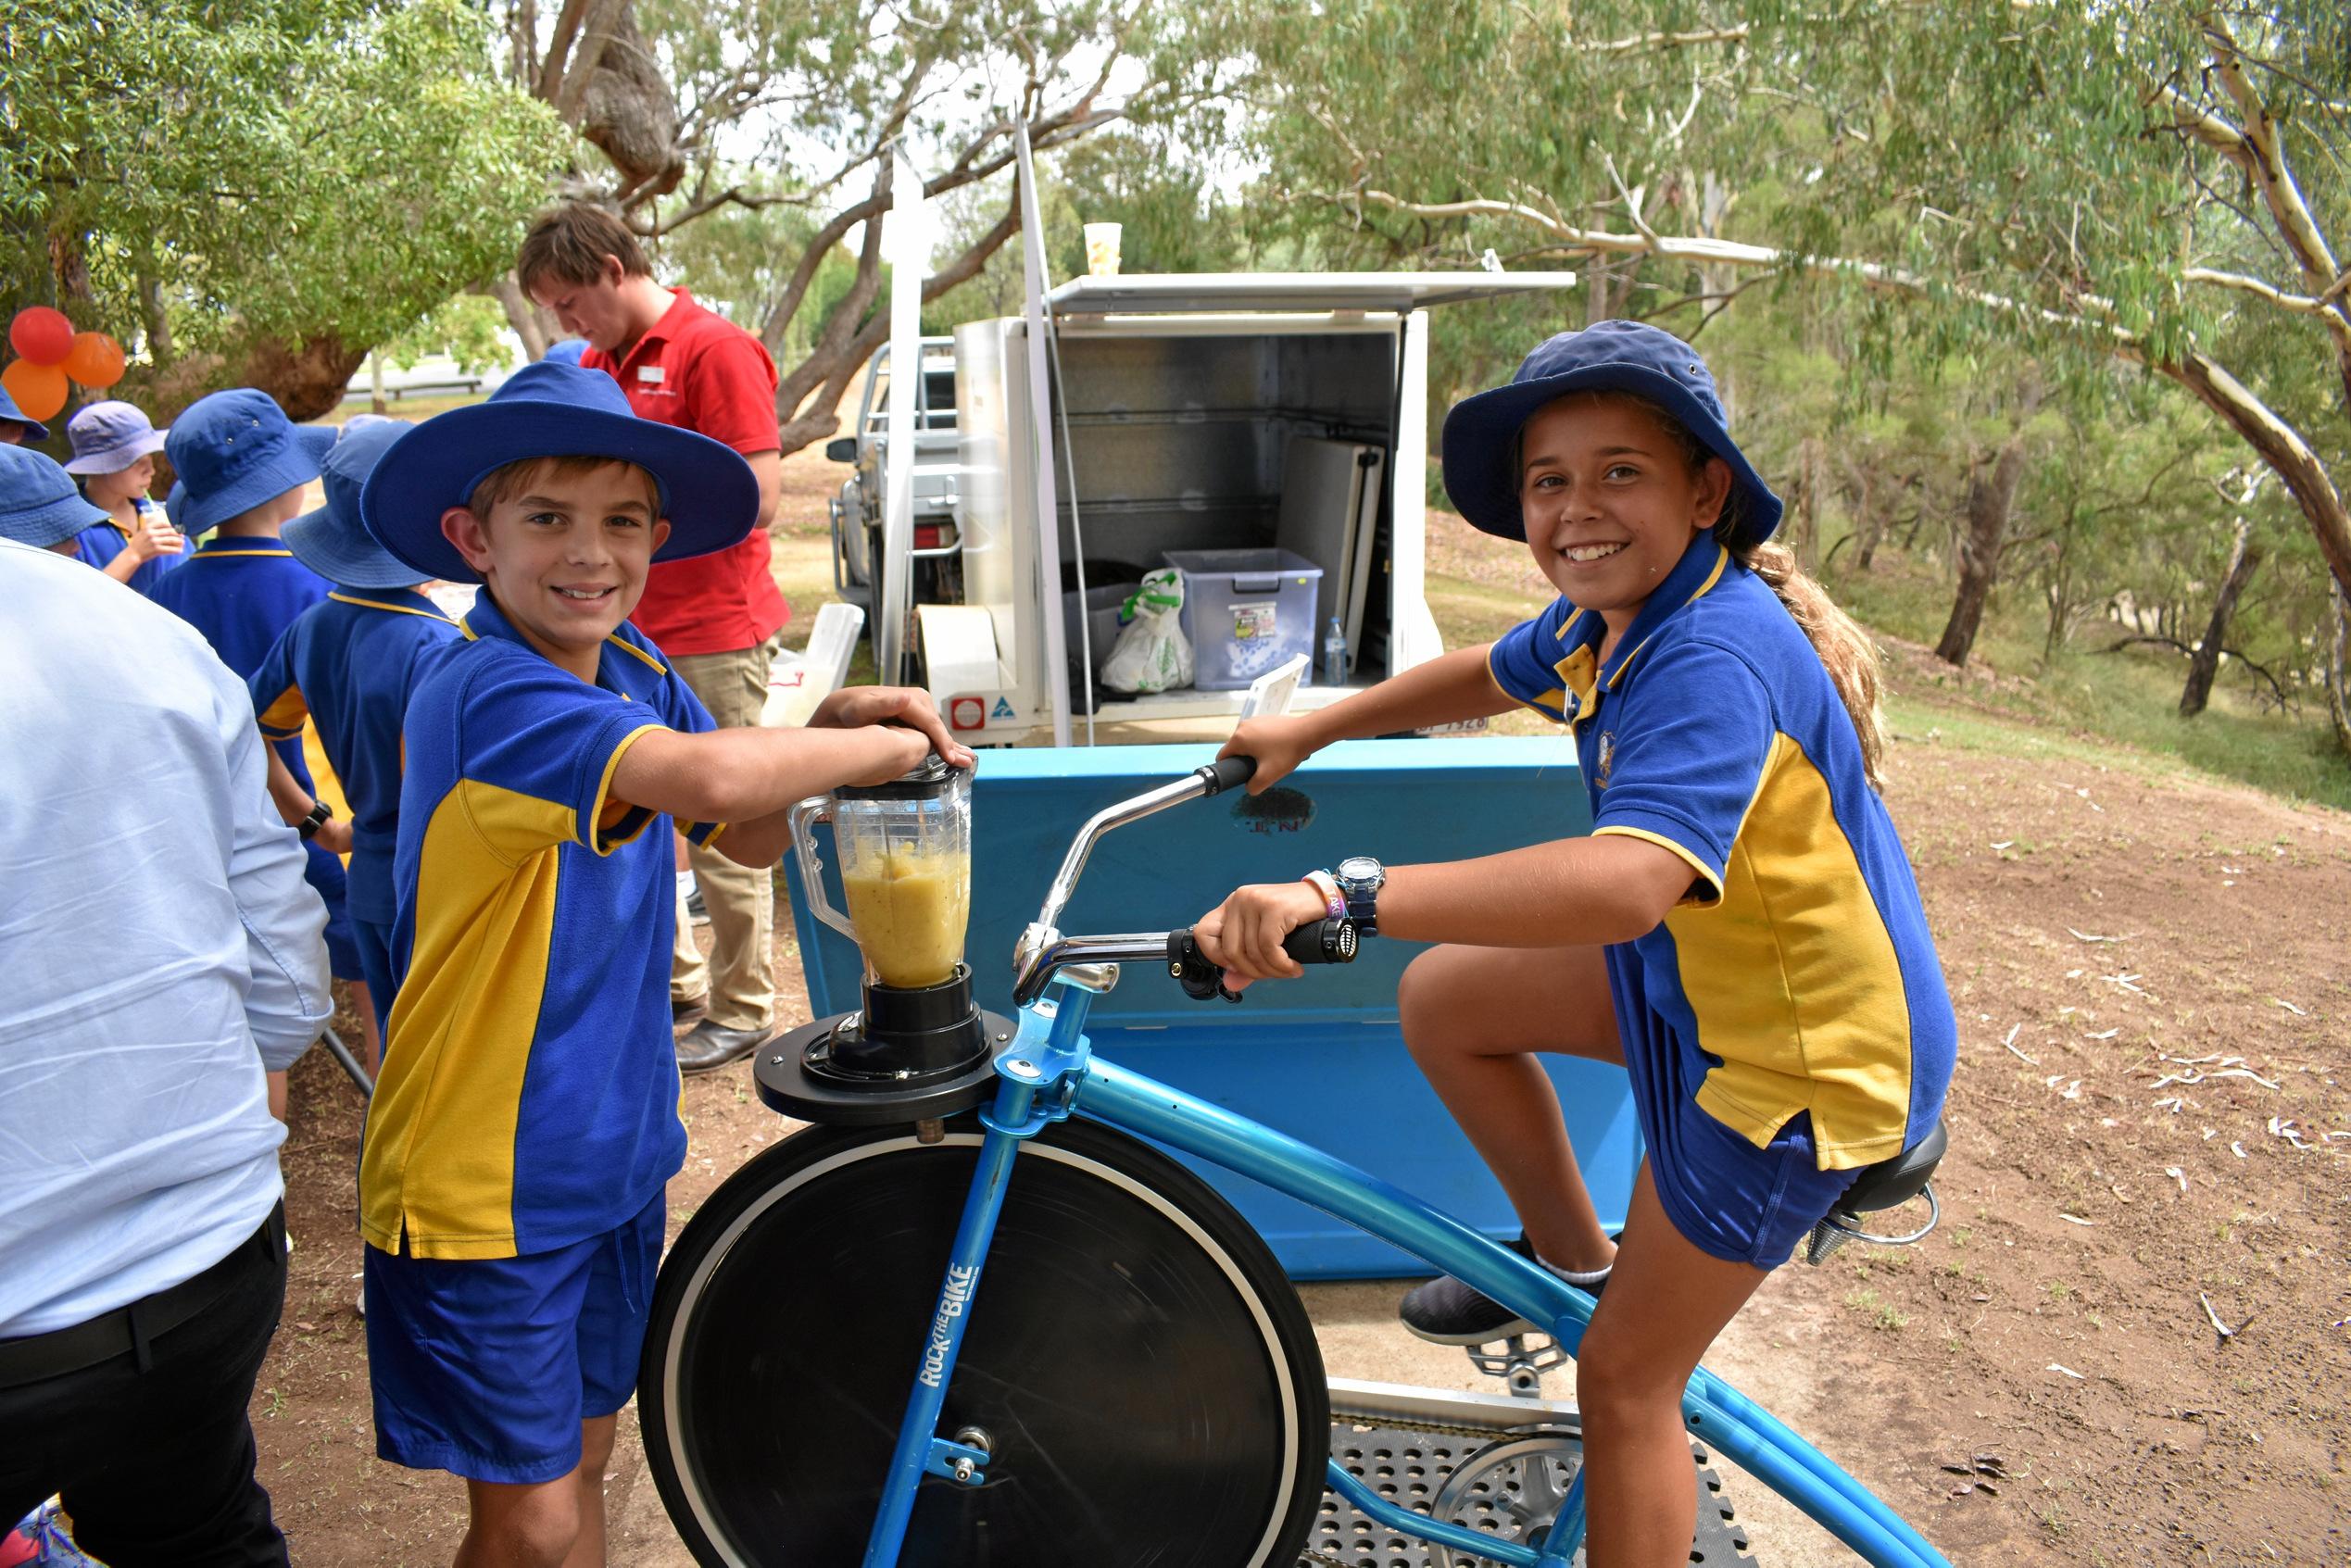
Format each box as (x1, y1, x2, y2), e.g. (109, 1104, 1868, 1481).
(923, 1435, 989, 1486)
(1465, 1333, 1569, 1399)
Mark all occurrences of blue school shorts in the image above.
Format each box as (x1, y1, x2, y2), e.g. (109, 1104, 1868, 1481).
(1624, 1031, 1862, 1269)
(350, 915, 394, 1034)
(300, 843, 362, 983)
(363, 1194, 664, 1485)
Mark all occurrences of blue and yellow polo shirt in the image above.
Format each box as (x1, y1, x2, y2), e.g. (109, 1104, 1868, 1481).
(70, 503, 183, 596)
(1489, 533, 1955, 1169)
(248, 587, 462, 929)
(360, 591, 722, 1260)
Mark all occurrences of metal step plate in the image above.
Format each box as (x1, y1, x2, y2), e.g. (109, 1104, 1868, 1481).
(1305, 1405, 1755, 1567)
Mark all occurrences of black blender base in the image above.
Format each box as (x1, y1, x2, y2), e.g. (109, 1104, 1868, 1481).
(753, 1011, 1014, 1125)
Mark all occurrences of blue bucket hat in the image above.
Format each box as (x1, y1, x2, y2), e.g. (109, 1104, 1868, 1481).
(63, 400, 170, 476)
(165, 389, 326, 535)
(0, 444, 108, 549)
(1440, 320, 1782, 546)
(0, 381, 52, 445)
(358, 359, 759, 585)
(283, 420, 423, 589)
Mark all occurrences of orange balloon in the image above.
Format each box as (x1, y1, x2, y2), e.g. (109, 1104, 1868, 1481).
(8, 307, 74, 367)
(63, 332, 126, 389)
(1, 359, 69, 421)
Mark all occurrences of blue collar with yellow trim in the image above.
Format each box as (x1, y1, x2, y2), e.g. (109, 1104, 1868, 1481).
(459, 587, 673, 684)
(1548, 533, 1732, 720)
(329, 585, 454, 622)
(191, 533, 291, 558)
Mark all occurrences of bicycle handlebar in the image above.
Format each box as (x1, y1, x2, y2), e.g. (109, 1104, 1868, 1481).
(1168, 918, 1358, 1003)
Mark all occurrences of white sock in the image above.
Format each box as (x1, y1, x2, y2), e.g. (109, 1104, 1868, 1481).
(675, 870, 697, 898)
(1536, 1254, 1612, 1287)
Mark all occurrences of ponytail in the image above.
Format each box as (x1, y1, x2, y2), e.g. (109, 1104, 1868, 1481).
(1724, 533, 1890, 792)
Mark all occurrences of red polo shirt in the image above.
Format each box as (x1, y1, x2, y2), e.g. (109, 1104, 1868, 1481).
(585, 289, 788, 657)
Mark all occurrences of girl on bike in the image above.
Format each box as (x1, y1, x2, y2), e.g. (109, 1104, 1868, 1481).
(1193, 320, 1955, 1568)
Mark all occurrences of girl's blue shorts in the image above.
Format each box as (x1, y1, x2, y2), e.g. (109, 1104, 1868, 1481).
(363, 1194, 664, 1485)
(1624, 1030, 1861, 1269)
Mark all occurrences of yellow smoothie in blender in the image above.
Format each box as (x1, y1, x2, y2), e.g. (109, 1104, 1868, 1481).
(841, 846, 971, 988)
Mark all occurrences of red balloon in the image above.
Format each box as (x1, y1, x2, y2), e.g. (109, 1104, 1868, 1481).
(64, 331, 126, 389)
(0, 359, 68, 421)
(8, 307, 74, 367)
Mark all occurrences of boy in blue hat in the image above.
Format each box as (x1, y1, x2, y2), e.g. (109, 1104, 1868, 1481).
(150, 393, 361, 1081)
(0, 445, 108, 552)
(355, 359, 972, 1568)
(64, 399, 183, 594)
(1193, 320, 1955, 1568)
(248, 420, 454, 1073)
(0, 382, 48, 447)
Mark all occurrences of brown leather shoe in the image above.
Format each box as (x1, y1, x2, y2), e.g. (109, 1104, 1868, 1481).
(676, 1019, 773, 1075)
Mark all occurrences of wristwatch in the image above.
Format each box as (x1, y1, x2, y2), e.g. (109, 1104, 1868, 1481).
(1300, 869, 1347, 920)
(1333, 856, 1386, 935)
(296, 800, 333, 841)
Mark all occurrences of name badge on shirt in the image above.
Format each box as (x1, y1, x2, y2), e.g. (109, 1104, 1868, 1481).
(636, 365, 665, 384)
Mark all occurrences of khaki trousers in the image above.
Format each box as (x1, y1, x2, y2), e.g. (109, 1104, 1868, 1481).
(670, 633, 782, 1032)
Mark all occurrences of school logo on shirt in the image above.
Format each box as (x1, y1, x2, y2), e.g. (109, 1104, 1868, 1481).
(1595, 732, 1616, 789)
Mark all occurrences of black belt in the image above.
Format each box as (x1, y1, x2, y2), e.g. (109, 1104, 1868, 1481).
(0, 1200, 285, 1389)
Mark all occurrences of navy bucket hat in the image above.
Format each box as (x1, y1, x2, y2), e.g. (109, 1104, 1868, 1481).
(0, 444, 108, 548)
(283, 420, 423, 589)
(165, 389, 326, 535)
(358, 360, 759, 586)
(1441, 320, 1782, 546)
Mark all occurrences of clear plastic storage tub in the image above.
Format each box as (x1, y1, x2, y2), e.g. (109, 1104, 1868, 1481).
(1162, 548, 1325, 691)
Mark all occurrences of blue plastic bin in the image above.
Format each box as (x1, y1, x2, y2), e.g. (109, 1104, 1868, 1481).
(1163, 547, 1324, 690)
(782, 738, 1634, 1279)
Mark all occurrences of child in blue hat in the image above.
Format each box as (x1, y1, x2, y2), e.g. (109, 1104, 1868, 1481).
(1194, 320, 1955, 1566)
(0, 382, 50, 447)
(149, 392, 363, 1082)
(354, 358, 973, 1567)
(0, 445, 108, 552)
(246, 419, 454, 1077)
(64, 399, 183, 595)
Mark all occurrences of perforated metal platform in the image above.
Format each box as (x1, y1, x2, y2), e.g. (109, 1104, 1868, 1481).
(1305, 1381, 1755, 1568)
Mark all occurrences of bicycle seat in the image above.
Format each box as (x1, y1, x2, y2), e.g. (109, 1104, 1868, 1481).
(1834, 1119, 1947, 1216)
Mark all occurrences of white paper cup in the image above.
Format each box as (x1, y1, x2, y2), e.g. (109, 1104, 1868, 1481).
(1083, 222, 1123, 278)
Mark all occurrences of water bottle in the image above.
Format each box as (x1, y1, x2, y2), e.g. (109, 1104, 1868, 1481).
(1321, 616, 1348, 687)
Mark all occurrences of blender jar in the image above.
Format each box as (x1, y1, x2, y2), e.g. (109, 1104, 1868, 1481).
(830, 756, 972, 989)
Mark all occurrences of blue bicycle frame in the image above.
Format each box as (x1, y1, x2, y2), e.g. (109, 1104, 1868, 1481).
(857, 977, 1952, 1568)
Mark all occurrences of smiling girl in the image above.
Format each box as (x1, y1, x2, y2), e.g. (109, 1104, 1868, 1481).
(1194, 320, 1955, 1568)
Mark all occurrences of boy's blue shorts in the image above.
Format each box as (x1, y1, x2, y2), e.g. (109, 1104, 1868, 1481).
(364, 1194, 664, 1485)
(350, 915, 393, 1032)
(1625, 1033, 1862, 1270)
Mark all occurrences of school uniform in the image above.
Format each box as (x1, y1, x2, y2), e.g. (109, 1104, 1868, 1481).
(1488, 532, 1956, 1267)
(358, 590, 721, 1483)
(149, 533, 361, 981)
(69, 502, 182, 596)
(249, 587, 460, 1028)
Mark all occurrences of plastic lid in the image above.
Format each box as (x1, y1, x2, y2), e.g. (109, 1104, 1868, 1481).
(836, 750, 964, 801)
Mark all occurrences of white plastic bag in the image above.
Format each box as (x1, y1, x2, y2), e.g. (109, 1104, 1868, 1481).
(1099, 568, 1193, 695)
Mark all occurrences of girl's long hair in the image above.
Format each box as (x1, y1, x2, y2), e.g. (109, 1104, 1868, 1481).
(1597, 393, 1891, 790)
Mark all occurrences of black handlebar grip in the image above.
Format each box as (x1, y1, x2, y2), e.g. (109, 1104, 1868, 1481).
(1199, 755, 1257, 796)
(1284, 918, 1360, 965)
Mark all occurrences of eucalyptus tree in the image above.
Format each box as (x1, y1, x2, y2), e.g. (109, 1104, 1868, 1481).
(1218, 1, 2351, 614)
(0, 0, 564, 418)
(500, 0, 1231, 453)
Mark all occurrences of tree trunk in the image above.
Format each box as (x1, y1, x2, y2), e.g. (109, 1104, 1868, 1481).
(491, 274, 554, 360)
(1934, 434, 2028, 666)
(2328, 583, 2351, 757)
(126, 333, 368, 425)
(2180, 514, 2263, 717)
(1839, 454, 1879, 570)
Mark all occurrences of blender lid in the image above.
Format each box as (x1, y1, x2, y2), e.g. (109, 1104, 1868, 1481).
(836, 749, 966, 800)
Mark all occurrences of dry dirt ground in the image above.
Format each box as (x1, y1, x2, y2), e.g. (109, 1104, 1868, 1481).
(237, 451, 2345, 1565)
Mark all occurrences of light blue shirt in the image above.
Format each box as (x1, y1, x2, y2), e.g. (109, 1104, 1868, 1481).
(0, 539, 332, 1337)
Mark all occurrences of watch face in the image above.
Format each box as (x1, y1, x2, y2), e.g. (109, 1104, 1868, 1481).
(1335, 856, 1382, 885)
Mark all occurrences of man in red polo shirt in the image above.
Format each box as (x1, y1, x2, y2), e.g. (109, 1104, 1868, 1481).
(518, 203, 788, 1074)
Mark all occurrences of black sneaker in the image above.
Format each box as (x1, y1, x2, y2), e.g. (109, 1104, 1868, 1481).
(1397, 1236, 1608, 1346)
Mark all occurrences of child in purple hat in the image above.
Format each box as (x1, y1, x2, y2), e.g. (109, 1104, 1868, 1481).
(1192, 320, 1955, 1565)
(64, 400, 184, 595)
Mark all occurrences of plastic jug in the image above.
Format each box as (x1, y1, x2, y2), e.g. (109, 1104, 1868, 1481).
(789, 754, 973, 990)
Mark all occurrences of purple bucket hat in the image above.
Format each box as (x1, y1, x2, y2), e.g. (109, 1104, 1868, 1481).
(63, 400, 170, 476)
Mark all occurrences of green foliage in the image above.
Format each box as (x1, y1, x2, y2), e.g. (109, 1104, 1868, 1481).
(383, 295, 515, 377)
(0, 0, 565, 356)
(652, 183, 861, 358)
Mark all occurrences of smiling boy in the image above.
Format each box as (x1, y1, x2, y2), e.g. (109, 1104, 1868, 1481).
(355, 361, 970, 1568)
